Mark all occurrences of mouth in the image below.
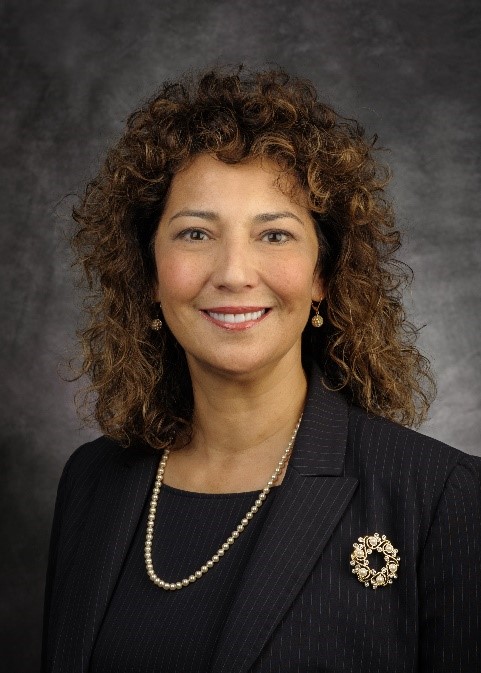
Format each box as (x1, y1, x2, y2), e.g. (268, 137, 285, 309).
(200, 307, 270, 329)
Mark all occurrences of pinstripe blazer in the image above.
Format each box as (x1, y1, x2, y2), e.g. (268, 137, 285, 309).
(42, 367, 481, 672)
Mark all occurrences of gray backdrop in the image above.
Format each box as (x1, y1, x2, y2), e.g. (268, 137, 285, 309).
(1, 0, 480, 669)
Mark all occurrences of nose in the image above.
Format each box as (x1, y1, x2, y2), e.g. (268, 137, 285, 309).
(210, 236, 259, 292)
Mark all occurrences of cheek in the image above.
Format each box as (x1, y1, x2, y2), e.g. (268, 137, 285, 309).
(156, 253, 206, 301)
(267, 256, 317, 302)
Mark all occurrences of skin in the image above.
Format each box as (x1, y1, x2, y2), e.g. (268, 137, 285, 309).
(154, 154, 323, 493)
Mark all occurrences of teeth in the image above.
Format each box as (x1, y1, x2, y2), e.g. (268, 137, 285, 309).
(207, 309, 266, 323)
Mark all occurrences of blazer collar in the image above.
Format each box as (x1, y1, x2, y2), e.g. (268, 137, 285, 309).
(48, 365, 357, 673)
(290, 364, 350, 476)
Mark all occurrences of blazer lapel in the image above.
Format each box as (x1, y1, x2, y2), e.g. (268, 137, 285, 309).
(49, 443, 158, 673)
(211, 369, 358, 673)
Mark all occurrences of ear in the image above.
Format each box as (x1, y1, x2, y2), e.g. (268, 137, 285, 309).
(153, 283, 162, 303)
(151, 228, 162, 303)
(311, 273, 324, 303)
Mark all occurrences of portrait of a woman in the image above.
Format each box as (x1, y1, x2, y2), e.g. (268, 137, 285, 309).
(41, 67, 481, 672)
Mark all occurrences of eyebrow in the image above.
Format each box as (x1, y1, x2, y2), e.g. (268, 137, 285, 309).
(168, 209, 219, 225)
(168, 209, 305, 226)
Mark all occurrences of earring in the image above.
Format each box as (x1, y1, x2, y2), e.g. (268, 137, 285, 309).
(151, 303, 163, 331)
(311, 301, 323, 328)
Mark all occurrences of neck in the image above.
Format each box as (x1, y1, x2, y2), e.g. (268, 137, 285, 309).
(166, 358, 308, 493)
(195, 361, 306, 446)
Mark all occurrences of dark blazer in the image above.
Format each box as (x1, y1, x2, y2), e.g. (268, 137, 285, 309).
(42, 369, 481, 672)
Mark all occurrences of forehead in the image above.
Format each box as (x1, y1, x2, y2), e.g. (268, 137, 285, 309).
(164, 154, 307, 210)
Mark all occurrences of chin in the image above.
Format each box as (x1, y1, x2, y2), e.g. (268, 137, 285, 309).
(187, 348, 300, 381)
(201, 359, 267, 379)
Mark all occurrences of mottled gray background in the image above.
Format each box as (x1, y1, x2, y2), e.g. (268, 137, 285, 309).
(1, 0, 480, 669)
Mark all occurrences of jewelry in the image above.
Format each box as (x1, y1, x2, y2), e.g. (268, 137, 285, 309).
(145, 415, 303, 590)
(151, 303, 163, 331)
(350, 533, 400, 588)
(311, 301, 323, 328)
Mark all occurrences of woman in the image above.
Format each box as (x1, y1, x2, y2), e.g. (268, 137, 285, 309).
(42, 68, 481, 672)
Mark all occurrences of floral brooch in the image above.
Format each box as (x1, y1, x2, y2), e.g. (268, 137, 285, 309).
(350, 533, 400, 588)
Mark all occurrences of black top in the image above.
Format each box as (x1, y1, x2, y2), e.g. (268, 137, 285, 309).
(89, 482, 278, 673)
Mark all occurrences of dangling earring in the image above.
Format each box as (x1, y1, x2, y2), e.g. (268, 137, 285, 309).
(151, 303, 163, 331)
(311, 301, 323, 328)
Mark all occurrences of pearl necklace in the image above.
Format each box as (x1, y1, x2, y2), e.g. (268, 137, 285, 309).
(145, 416, 302, 590)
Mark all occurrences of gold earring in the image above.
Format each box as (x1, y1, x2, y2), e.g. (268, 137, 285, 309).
(151, 303, 163, 331)
(311, 301, 323, 328)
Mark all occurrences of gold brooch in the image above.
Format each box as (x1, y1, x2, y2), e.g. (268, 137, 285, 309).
(350, 533, 400, 588)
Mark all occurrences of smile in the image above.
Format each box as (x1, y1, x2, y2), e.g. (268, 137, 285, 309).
(206, 309, 266, 323)
(200, 307, 270, 330)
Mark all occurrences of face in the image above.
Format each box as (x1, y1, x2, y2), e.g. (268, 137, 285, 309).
(154, 154, 323, 380)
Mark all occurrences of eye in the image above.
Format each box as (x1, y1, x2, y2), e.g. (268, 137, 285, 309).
(177, 228, 209, 241)
(262, 230, 293, 244)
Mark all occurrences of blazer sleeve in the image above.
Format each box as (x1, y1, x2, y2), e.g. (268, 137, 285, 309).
(418, 455, 481, 672)
(41, 454, 75, 673)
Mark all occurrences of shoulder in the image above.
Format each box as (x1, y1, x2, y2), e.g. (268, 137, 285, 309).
(60, 436, 124, 483)
(58, 435, 156, 499)
(52, 436, 158, 544)
(347, 402, 480, 478)
(345, 404, 481, 543)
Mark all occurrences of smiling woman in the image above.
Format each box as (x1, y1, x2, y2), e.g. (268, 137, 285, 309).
(42, 67, 481, 672)
(153, 155, 322, 381)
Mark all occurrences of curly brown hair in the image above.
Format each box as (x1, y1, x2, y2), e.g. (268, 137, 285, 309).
(72, 66, 435, 448)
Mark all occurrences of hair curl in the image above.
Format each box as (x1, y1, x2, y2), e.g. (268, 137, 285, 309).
(72, 66, 435, 448)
